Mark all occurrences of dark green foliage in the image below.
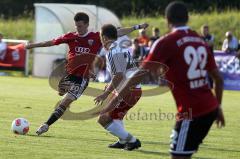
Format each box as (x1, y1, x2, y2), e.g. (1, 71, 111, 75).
(1, 0, 240, 18)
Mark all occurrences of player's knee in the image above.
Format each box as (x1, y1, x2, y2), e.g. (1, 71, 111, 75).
(98, 114, 112, 127)
(60, 93, 76, 108)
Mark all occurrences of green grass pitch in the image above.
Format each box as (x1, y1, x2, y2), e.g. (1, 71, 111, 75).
(0, 76, 239, 159)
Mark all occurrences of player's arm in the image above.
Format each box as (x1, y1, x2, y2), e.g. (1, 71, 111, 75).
(117, 23, 149, 37)
(25, 40, 54, 49)
(94, 52, 126, 105)
(99, 40, 163, 114)
(104, 72, 124, 96)
(207, 36, 214, 47)
(97, 68, 145, 111)
(236, 50, 240, 59)
(94, 72, 124, 105)
(25, 33, 71, 49)
(207, 48, 225, 128)
(208, 69, 223, 106)
(208, 68, 225, 128)
(90, 55, 105, 79)
(206, 47, 224, 105)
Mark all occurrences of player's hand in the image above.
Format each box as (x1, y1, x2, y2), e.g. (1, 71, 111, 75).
(100, 98, 119, 115)
(25, 43, 32, 49)
(94, 93, 108, 106)
(104, 84, 109, 91)
(236, 51, 240, 59)
(100, 95, 121, 115)
(216, 107, 225, 128)
(139, 23, 149, 30)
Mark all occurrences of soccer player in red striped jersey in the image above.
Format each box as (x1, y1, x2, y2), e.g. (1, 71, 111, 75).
(26, 12, 148, 136)
(101, 2, 225, 158)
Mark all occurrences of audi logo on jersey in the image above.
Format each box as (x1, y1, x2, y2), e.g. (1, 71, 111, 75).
(75, 47, 90, 54)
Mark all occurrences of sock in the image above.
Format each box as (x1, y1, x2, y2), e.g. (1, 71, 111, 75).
(113, 120, 127, 144)
(116, 119, 124, 127)
(128, 135, 137, 143)
(114, 120, 136, 143)
(106, 120, 136, 144)
(46, 105, 66, 126)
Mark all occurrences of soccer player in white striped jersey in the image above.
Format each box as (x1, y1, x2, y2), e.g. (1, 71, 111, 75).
(94, 24, 146, 151)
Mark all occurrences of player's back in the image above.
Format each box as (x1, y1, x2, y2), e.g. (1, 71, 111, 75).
(150, 27, 218, 117)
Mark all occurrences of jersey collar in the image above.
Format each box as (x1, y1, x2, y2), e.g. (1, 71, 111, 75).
(77, 31, 89, 37)
(109, 41, 118, 50)
(172, 26, 190, 32)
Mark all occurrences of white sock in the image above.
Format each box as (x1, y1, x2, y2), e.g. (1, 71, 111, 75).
(129, 135, 137, 143)
(114, 120, 136, 143)
(115, 119, 124, 127)
(106, 120, 128, 140)
(106, 120, 136, 143)
(113, 120, 126, 144)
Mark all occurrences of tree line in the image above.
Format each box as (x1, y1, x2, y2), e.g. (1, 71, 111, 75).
(1, 0, 240, 18)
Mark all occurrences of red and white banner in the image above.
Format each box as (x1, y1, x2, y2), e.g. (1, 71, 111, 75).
(0, 43, 26, 69)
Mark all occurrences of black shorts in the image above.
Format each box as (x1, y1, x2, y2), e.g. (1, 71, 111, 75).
(58, 74, 89, 99)
(170, 108, 218, 157)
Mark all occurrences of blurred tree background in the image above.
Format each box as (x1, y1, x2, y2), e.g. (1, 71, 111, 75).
(0, 0, 239, 74)
(0, 0, 240, 18)
(0, 0, 240, 50)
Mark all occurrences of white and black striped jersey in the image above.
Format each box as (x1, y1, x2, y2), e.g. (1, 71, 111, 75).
(105, 39, 141, 88)
(105, 40, 137, 77)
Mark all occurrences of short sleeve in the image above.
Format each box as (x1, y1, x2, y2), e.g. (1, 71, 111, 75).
(206, 48, 217, 71)
(52, 33, 73, 45)
(142, 38, 170, 69)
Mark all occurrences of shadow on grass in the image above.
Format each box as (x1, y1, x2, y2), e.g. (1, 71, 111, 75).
(137, 150, 220, 159)
(136, 149, 169, 156)
(200, 143, 240, 153)
(143, 140, 169, 146)
(193, 156, 217, 159)
(27, 134, 54, 138)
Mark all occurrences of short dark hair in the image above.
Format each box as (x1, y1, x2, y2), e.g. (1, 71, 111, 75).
(153, 27, 159, 32)
(201, 24, 209, 29)
(165, 1, 188, 25)
(101, 24, 118, 40)
(74, 12, 89, 23)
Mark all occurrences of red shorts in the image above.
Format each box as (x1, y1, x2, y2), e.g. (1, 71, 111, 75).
(109, 88, 142, 120)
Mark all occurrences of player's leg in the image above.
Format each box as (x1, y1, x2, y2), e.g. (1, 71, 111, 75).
(98, 113, 141, 150)
(36, 93, 75, 135)
(98, 114, 129, 149)
(98, 88, 142, 150)
(36, 75, 88, 135)
(170, 108, 218, 159)
(122, 88, 142, 151)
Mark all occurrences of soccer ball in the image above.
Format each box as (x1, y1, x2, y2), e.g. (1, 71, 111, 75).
(11, 118, 30, 135)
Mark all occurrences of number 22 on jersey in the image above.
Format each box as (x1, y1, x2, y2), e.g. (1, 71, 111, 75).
(184, 46, 208, 89)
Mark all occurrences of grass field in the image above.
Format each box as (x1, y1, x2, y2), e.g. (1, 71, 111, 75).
(0, 76, 240, 159)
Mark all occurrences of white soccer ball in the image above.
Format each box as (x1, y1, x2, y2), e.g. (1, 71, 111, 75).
(11, 118, 30, 135)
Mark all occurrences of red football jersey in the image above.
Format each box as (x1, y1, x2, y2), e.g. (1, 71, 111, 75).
(52, 32, 102, 77)
(143, 26, 219, 118)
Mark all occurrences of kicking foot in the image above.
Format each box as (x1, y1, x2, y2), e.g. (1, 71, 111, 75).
(124, 139, 141, 151)
(36, 123, 49, 136)
(108, 141, 125, 149)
